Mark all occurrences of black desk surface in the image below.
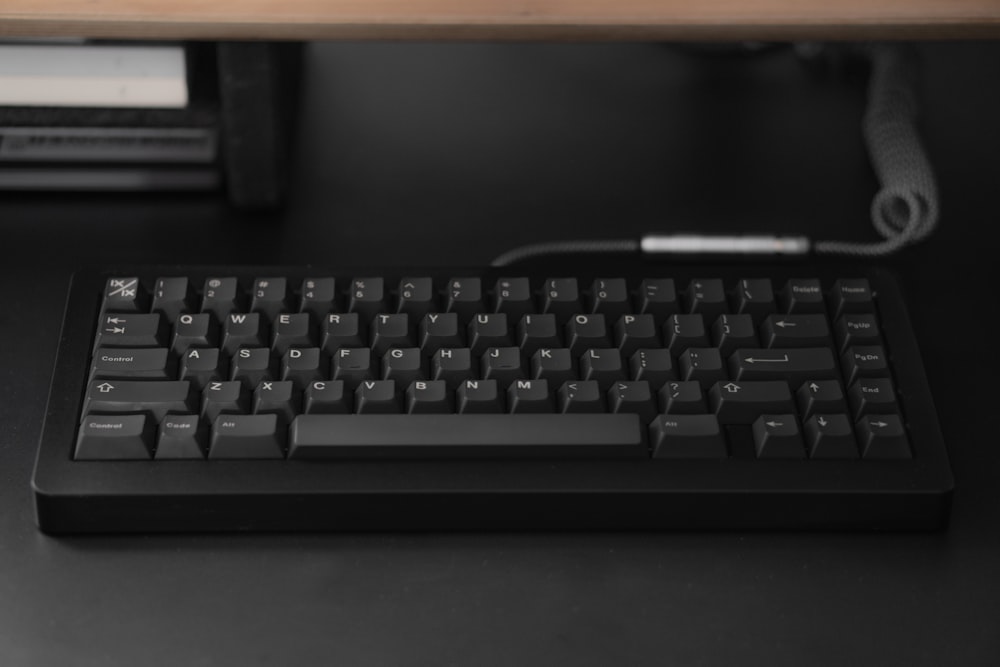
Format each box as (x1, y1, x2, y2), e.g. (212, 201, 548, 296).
(1, 42, 998, 665)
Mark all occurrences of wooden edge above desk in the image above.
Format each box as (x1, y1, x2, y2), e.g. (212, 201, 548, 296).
(1, 0, 999, 41)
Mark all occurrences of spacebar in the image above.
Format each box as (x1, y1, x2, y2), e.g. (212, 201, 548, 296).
(288, 414, 647, 459)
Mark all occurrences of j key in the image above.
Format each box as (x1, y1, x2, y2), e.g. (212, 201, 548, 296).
(179, 348, 226, 390)
(481, 347, 525, 386)
(288, 414, 645, 459)
(431, 348, 474, 388)
(91, 347, 172, 380)
(664, 314, 709, 354)
(321, 313, 365, 352)
(382, 348, 425, 385)
(75, 414, 154, 460)
(299, 277, 337, 318)
(678, 348, 726, 389)
(151, 277, 195, 321)
(708, 380, 794, 425)
(507, 379, 553, 413)
(355, 380, 400, 414)
(858, 414, 910, 459)
(250, 277, 290, 321)
(649, 414, 727, 458)
(635, 278, 678, 323)
(201, 380, 249, 421)
(608, 381, 656, 424)
(252, 380, 299, 423)
(468, 313, 510, 356)
(659, 380, 705, 414)
(842, 346, 890, 384)
(614, 314, 658, 357)
(588, 278, 630, 320)
(303, 380, 351, 414)
(397, 277, 436, 316)
(829, 278, 875, 320)
(734, 279, 776, 320)
(566, 314, 609, 355)
(222, 312, 267, 354)
(729, 348, 838, 388)
(629, 349, 675, 389)
(209, 414, 285, 459)
(557, 380, 605, 413)
(847, 377, 899, 419)
(778, 278, 825, 314)
(444, 277, 484, 316)
(835, 314, 882, 352)
(752, 415, 805, 459)
(331, 348, 377, 388)
(579, 348, 625, 390)
(280, 348, 324, 389)
(103, 277, 148, 313)
(370, 313, 412, 356)
(230, 348, 273, 387)
(201, 277, 243, 322)
(348, 277, 386, 318)
(83, 380, 193, 421)
(493, 277, 533, 320)
(271, 313, 313, 355)
(517, 314, 561, 356)
(540, 278, 581, 320)
(796, 380, 847, 418)
(96, 312, 167, 348)
(760, 314, 832, 348)
(156, 414, 207, 459)
(804, 414, 858, 459)
(456, 379, 504, 414)
(171, 313, 217, 353)
(419, 313, 463, 353)
(405, 380, 452, 414)
(684, 279, 727, 320)
(711, 314, 758, 358)
(530, 348, 575, 387)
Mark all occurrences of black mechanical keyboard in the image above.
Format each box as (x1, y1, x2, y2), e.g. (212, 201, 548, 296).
(32, 266, 953, 532)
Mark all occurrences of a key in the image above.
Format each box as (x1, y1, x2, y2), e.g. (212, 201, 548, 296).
(280, 348, 324, 390)
(588, 278, 630, 320)
(103, 277, 148, 313)
(200, 277, 244, 322)
(75, 414, 154, 460)
(156, 414, 207, 459)
(221, 312, 266, 354)
(179, 347, 226, 390)
(649, 414, 727, 458)
(858, 414, 910, 459)
(493, 277, 533, 320)
(96, 312, 167, 348)
(628, 349, 675, 390)
(760, 314, 832, 349)
(419, 313, 463, 354)
(778, 278, 825, 314)
(208, 414, 285, 459)
(664, 314, 709, 354)
(370, 313, 412, 356)
(608, 381, 656, 424)
(565, 314, 609, 355)
(456, 379, 504, 413)
(230, 347, 273, 387)
(507, 379, 553, 413)
(347, 277, 386, 318)
(250, 277, 290, 322)
(299, 277, 337, 318)
(711, 314, 758, 358)
(405, 380, 452, 414)
(83, 380, 193, 422)
(303, 380, 351, 414)
(91, 347, 172, 380)
(271, 313, 313, 355)
(803, 414, 858, 459)
(171, 313, 217, 353)
(516, 314, 561, 356)
(752, 415, 805, 459)
(200, 380, 249, 421)
(355, 380, 401, 414)
(728, 348, 838, 388)
(659, 380, 705, 414)
(151, 277, 195, 321)
(796, 380, 847, 418)
(847, 377, 899, 420)
(708, 380, 794, 424)
(397, 277, 436, 316)
(431, 348, 474, 388)
(557, 380, 605, 413)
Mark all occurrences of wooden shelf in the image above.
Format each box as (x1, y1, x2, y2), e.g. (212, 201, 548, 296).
(1, 0, 998, 41)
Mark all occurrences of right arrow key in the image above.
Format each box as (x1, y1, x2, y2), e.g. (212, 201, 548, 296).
(858, 414, 911, 459)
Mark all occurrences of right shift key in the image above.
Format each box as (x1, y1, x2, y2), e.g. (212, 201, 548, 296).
(729, 348, 838, 389)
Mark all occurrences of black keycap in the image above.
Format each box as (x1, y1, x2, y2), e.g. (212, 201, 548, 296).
(829, 278, 875, 320)
(271, 313, 313, 355)
(664, 314, 709, 354)
(540, 278, 581, 320)
(752, 415, 805, 459)
(493, 277, 533, 319)
(847, 377, 899, 420)
(201, 380, 249, 421)
(795, 379, 846, 418)
(444, 277, 484, 316)
(614, 314, 658, 357)
(179, 347, 226, 390)
(778, 278, 825, 314)
(280, 348, 324, 389)
(557, 380, 605, 413)
(347, 277, 386, 318)
(321, 312, 365, 352)
(355, 380, 401, 414)
(222, 312, 266, 354)
(201, 277, 243, 322)
(579, 348, 625, 390)
(734, 278, 776, 320)
(760, 314, 832, 349)
(468, 313, 510, 355)
(91, 347, 172, 380)
(684, 279, 727, 320)
(711, 314, 757, 358)
(635, 278, 678, 323)
(370, 313, 412, 356)
(456, 379, 504, 413)
(481, 347, 525, 387)
(659, 380, 705, 414)
(608, 381, 656, 424)
(588, 278, 630, 320)
(507, 379, 553, 413)
(151, 276, 195, 321)
(209, 414, 285, 459)
(530, 348, 576, 387)
(628, 349, 675, 389)
(419, 313, 463, 354)
(431, 348, 475, 388)
(303, 380, 351, 414)
(171, 313, 217, 353)
(835, 314, 882, 352)
(83, 380, 193, 422)
(517, 314, 561, 356)
(397, 277, 436, 316)
(405, 380, 452, 414)
(382, 347, 425, 385)
(804, 414, 858, 459)
(299, 277, 337, 318)
(858, 414, 910, 459)
(252, 380, 299, 423)
(156, 414, 207, 459)
(678, 348, 726, 389)
(331, 348, 376, 388)
(102, 277, 148, 313)
(289, 414, 645, 459)
(75, 414, 154, 460)
(842, 346, 890, 384)
(708, 380, 794, 425)
(96, 312, 167, 348)
(565, 314, 609, 355)
(230, 347, 272, 387)
(649, 415, 727, 458)
(250, 277, 290, 321)
(729, 348, 838, 388)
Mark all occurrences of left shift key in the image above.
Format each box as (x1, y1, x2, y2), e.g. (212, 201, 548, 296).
(82, 380, 194, 421)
